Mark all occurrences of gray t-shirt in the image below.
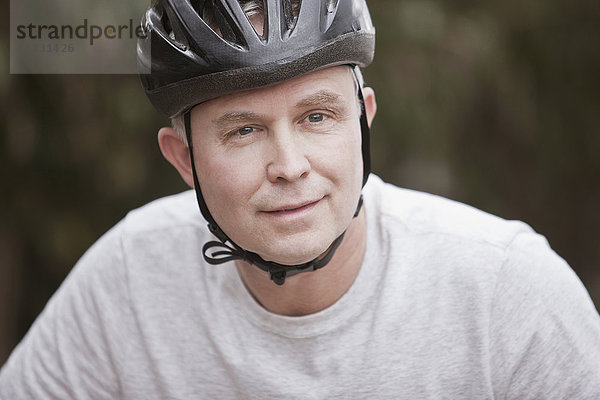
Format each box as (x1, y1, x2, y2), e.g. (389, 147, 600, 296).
(2, 175, 600, 399)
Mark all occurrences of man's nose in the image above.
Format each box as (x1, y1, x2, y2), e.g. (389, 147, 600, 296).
(265, 127, 311, 183)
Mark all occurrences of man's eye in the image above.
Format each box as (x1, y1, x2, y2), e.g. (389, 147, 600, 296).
(236, 127, 254, 136)
(307, 113, 325, 123)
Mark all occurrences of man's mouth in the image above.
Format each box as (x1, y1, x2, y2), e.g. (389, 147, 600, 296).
(264, 198, 322, 216)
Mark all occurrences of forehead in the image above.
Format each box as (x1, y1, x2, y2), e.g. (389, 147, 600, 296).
(191, 65, 356, 117)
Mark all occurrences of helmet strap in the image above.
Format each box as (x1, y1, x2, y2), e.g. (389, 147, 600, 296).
(355, 67, 372, 187)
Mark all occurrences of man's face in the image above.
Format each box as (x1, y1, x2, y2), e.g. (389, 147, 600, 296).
(190, 66, 364, 264)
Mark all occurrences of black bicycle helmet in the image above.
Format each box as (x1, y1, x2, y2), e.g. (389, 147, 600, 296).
(139, 0, 375, 117)
(138, 0, 376, 285)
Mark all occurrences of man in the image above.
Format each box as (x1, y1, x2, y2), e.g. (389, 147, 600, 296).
(2, 0, 600, 398)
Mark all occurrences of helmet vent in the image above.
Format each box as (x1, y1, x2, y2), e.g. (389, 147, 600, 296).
(159, 5, 173, 39)
(193, 0, 256, 47)
(281, 0, 299, 34)
(264, 0, 300, 40)
(239, 0, 267, 39)
(160, 4, 189, 51)
(320, 0, 339, 32)
(190, 0, 206, 17)
(325, 0, 338, 14)
(193, 1, 302, 42)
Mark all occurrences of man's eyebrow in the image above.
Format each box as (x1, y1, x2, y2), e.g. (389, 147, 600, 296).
(212, 90, 344, 125)
(295, 90, 344, 108)
(213, 111, 261, 126)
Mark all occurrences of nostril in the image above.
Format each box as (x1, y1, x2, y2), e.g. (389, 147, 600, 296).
(266, 152, 311, 183)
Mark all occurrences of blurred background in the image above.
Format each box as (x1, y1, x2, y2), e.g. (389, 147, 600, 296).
(1, 0, 599, 365)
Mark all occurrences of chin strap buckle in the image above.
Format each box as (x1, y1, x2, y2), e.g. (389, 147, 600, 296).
(269, 270, 287, 286)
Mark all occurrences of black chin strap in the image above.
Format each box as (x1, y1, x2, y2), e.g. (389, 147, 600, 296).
(184, 68, 370, 285)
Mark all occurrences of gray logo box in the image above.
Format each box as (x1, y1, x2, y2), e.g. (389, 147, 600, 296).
(11, 0, 150, 74)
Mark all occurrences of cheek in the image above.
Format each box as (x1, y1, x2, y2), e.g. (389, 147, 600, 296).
(312, 125, 363, 186)
(194, 147, 263, 215)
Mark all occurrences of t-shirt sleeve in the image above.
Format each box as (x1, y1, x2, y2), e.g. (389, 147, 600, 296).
(489, 231, 600, 399)
(0, 226, 129, 399)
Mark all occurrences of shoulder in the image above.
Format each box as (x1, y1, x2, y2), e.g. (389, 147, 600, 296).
(361, 175, 594, 320)
(94, 190, 212, 259)
(119, 190, 203, 236)
(64, 189, 212, 299)
(363, 174, 533, 250)
(74, 190, 205, 267)
(363, 176, 600, 396)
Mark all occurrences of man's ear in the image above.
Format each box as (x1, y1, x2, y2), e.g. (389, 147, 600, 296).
(157, 127, 195, 188)
(362, 87, 377, 127)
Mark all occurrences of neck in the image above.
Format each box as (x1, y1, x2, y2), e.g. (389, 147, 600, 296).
(235, 207, 367, 316)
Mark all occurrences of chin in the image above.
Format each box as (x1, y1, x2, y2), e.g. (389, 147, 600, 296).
(260, 251, 321, 266)
(256, 241, 331, 266)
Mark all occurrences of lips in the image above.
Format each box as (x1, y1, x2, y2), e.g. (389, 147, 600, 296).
(267, 199, 320, 213)
(262, 197, 324, 218)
